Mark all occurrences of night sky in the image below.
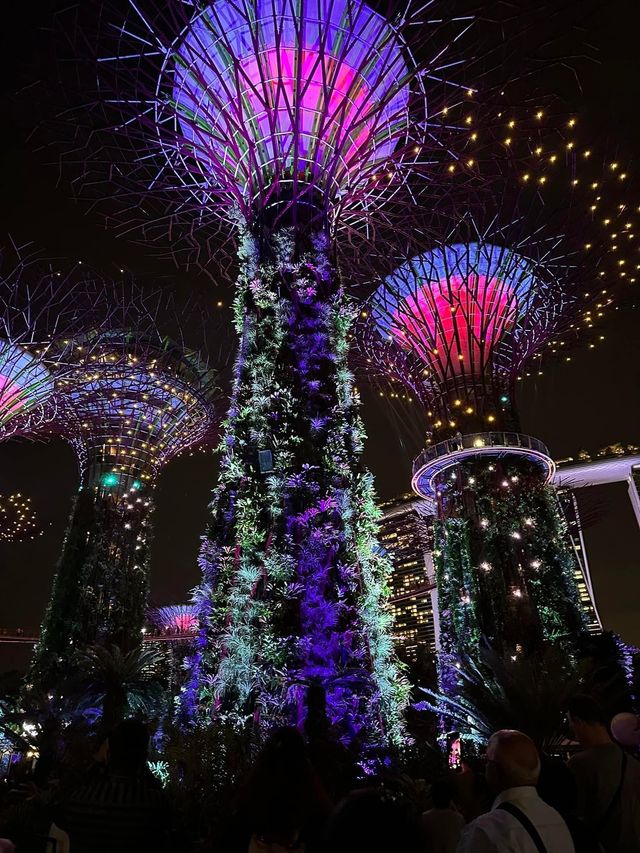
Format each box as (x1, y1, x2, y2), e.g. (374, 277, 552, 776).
(0, 1, 639, 674)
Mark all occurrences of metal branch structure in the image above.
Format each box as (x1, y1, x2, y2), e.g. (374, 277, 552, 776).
(29, 295, 224, 694)
(355, 176, 633, 669)
(366, 216, 585, 442)
(0, 248, 121, 443)
(160, 0, 415, 228)
(63, 0, 499, 272)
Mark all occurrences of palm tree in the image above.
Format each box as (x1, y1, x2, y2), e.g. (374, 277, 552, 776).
(417, 645, 571, 749)
(65, 644, 166, 734)
(417, 641, 631, 750)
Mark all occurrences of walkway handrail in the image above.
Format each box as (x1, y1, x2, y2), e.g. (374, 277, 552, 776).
(412, 432, 551, 477)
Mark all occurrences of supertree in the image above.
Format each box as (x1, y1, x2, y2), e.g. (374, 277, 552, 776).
(357, 152, 637, 669)
(47, 0, 572, 752)
(58, 0, 508, 752)
(29, 298, 223, 693)
(149, 604, 199, 637)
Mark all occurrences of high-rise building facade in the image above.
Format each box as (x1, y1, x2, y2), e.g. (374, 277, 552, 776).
(379, 494, 438, 661)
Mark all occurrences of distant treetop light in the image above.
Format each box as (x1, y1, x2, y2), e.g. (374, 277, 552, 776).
(0, 343, 54, 427)
(0, 250, 122, 443)
(166, 0, 411, 212)
(372, 243, 538, 384)
(149, 604, 198, 634)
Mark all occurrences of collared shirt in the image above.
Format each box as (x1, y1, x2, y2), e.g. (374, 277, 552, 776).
(456, 786, 575, 852)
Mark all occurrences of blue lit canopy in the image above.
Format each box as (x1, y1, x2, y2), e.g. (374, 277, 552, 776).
(0, 341, 55, 434)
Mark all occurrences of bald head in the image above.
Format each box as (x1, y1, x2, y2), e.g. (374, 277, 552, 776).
(486, 730, 541, 793)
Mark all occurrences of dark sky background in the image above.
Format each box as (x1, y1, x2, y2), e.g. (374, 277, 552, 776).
(0, 0, 639, 673)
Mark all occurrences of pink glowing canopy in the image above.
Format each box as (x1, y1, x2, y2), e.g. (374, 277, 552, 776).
(0, 376, 27, 418)
(168, 0, 410, 203)
(0, 342, 54, 430)
(151, 604, 199, 634)
(373, 243, 538, 383)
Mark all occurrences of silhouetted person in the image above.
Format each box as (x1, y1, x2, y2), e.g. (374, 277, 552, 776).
(457, 730, 574, 851)
(538, 756, 600, 852)
(57, 719, 169, 853)
(232, 727, 331, 853)
(304, 682, 357, 800)
(422, 776, 465, 853)
(568, 694, 640, 853)
(326, 787, 424, 853)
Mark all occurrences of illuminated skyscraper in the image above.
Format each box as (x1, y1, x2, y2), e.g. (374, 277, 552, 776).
(378, 494, 437, 661)
(555, 489, 601, 635)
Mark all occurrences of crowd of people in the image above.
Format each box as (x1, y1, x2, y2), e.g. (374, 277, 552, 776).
(0, 695, 638, 852)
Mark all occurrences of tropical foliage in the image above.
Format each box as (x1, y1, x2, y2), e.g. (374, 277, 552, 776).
(62, 644, 166, 734)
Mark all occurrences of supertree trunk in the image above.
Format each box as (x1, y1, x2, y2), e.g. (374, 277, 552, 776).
(29, 486, 151, 691)
(433, 456, 585, 663)
(182, 228, 408, 751)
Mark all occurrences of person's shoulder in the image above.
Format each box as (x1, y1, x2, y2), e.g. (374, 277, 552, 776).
(64, 776, 111, 803)
(448, 807, 466, 826)
(421, 807, 465, 825)
(463, 809, 505, 832)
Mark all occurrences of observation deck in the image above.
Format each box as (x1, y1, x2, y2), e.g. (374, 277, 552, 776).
(411, 431, 555, 499)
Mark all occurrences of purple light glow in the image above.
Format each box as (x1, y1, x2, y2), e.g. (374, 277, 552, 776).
(169, 0, 410, 203)
(394, 274, 518, 379)
(150, 604, 199, 634)
(0, 376, 26, 417)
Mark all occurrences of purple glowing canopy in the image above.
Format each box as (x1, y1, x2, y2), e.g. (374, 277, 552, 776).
(0, 342, 54, 431)
(372, 243, 540, 383)
(166, 0, 411, 208)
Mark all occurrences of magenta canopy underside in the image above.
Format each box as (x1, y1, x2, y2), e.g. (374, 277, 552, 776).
(372, 242, 557, 382)
(168, 0, 411, 202)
